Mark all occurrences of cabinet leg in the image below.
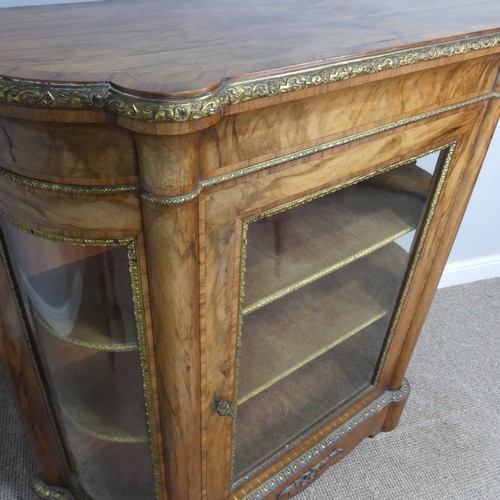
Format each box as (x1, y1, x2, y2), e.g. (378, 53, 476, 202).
(381, 380, 411, 432)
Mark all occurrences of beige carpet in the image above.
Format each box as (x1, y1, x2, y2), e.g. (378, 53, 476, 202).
(297, 277, 500, 500)
(1, 278, 499, 499)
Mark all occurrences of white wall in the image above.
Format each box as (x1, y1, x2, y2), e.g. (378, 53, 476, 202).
(439, 120, 500, 287)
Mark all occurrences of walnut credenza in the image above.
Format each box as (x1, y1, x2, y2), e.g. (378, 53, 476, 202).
(0, 1, 499, 499)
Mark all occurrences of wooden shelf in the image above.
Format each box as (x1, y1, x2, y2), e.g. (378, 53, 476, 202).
(243, 164, 431, 313)
(27, 251, 138, 352)
(233, 317, 389, 481)
(55, 351, 149, 443)
(32, 304, 138, 352)
(236, 243, 409, 405)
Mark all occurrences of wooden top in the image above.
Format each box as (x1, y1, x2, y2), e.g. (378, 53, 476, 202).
(1, 0, 499, 122)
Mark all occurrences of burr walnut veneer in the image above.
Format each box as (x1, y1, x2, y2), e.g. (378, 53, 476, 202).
(0, 1, 499, 499)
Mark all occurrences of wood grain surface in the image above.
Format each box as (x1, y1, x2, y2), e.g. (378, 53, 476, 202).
(136, 132, 200, 197)
(0, 0, 499, 95)
(0, 118, 137, 184)
(0, 180, 141, 239)
(200, 57, 498, 176)
(142, 200, 202, 500)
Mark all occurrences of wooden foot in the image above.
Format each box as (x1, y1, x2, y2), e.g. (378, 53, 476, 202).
(381, 380, 411, 432)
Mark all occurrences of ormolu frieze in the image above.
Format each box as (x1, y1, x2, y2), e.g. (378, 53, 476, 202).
(227, 34, 500, 104)
(0, 77, 108, 109)
(0, 33, 499, 123)
(107, 88, 228, 123)
(0, 167, 136, 194)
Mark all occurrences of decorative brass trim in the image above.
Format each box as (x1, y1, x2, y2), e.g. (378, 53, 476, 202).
(242, 226, 414, 315)
(375, 143, 457, 375)
(127, 240, 164, 500)
(238, 379, 410, 498)
(0, 78, 108, 110)
(0, 214, 134, 246)
(0, 166, 137, 194)
(1, 32, 499, 122)
(32, 308, 138, 352)
(203, 92, 494, 189)
(277, 448, 345, 498)
(226, 35, 500, 108)
(31, 478, 74, 500)
(141, 185, 203, 206)
(107, 86, 228, 123)
(237, 312, 387, 406)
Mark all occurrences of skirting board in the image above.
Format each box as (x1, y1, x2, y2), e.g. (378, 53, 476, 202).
(439, 254, 500, 288)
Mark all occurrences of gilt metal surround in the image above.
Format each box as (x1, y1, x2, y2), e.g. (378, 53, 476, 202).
(0, 33, 499, 123)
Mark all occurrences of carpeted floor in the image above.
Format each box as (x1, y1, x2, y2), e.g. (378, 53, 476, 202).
(1, 278, 499, 500)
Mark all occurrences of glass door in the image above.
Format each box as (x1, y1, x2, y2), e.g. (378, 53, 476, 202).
(0, 221, 158, 500)
(232, 148, 449, 486)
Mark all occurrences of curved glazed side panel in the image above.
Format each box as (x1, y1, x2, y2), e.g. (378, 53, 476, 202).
(0, 237, 70, 490)
(0, 165, 160, 498)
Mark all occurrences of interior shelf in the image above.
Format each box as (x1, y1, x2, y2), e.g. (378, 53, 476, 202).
(61, 409, 149, 444)
(35, 323, 150, 444)
(27, 251, 138, 351)
(31, 303, 138, 352)
(243, 163, 431, 313)
(54, 351, 150, 443)
(236, 242, 409, 405)
(233, 316, 390, 481)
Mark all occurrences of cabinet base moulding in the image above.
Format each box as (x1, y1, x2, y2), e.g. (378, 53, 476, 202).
(239, 380, 410, 500)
